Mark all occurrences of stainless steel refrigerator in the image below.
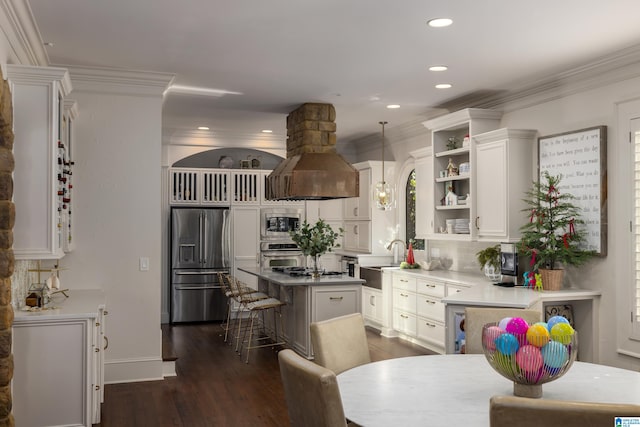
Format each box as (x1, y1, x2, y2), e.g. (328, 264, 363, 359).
(171, 207, 230, 323)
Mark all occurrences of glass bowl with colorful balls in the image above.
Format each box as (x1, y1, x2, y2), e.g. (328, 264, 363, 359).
(482, 315, 577, 398)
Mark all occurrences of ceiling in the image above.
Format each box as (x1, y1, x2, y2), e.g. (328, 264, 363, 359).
(26, 0, 640, 152)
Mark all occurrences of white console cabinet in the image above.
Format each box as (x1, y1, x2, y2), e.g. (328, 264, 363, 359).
(7, 64, 73, 259)
(12, 290, 107, 426)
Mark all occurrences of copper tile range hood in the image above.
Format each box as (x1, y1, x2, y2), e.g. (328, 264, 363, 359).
(266, 103, 359, 200)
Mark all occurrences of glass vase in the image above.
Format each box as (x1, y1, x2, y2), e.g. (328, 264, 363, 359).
(311, 254, 321, 279)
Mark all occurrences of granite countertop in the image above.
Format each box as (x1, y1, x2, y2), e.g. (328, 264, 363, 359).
(14, 289, 105, 322)
(239, 266, 365, 286)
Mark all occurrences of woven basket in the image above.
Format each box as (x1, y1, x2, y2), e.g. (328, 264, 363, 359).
(540, 269, 564, 291)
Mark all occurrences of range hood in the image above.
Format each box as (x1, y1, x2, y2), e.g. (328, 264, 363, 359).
(266, 103, 359, 200)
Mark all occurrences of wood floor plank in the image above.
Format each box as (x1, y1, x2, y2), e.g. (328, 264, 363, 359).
(98, 323, 434, 426)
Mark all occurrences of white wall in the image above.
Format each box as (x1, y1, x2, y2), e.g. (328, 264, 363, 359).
(61, 69, 171, 383)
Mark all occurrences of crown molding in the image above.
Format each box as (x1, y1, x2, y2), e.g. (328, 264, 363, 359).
(64, 65, 174, 97)
(0, 0, 49, 66)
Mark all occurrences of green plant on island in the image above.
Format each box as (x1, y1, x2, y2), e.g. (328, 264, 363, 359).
(517, 171, 594, 270)
(289, 220, 343, 275)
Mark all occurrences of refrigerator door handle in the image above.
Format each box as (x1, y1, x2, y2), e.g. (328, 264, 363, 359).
(174, 270, 227, 275)
(174, 285, 222, 291)
(203, 213, 208, 265)
(198, 212, 204, 264)
(222, 209, 229, 268)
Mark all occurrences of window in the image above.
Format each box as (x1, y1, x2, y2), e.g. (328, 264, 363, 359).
(406, 169, 425, 250)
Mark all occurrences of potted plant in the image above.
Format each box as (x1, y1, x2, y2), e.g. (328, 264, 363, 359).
(289, 219, 343, 278)
(476, 244, 501, 281)
(517, 172, 594, 290)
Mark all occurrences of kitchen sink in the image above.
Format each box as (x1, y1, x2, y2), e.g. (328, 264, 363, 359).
(359, 265, 396, 289)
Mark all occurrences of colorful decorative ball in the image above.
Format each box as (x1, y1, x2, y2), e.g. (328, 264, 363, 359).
(495, 332, 519, 355)
(505, 317, 530, 335)
(541, 340, 568, 368)
(483, 326, 504, 351)
(516, 345, 543, 373)
(534, 321, 549, 331)
(498, 317, 513, 331)
(550, 322, 575, 345)
(526, 323, 550, 347)
(547, 315, 570, 331)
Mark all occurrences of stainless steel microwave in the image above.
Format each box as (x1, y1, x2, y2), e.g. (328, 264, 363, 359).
(260, 208, 302, 239)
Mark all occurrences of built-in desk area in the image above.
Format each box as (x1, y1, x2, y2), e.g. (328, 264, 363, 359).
(238, 267, 364, 358)
(442, 283, 601, 362)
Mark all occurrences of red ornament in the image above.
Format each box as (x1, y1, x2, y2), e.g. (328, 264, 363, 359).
(407, 242, 415, 265)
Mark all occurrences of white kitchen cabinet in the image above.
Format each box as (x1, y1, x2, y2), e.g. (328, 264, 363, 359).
(422, 109, 501, 241)
(410, 147, 433, 239)
(7, 64, 72, 260)
(473, 128, 536, 242)
(344, 167, 372, 220)
(169, 168, 231, 206)
(362, 287, 383, 326)
(232, 207, 260, 287)
(13, 290, 106, 427)
(343, 220, 371, 253)
(391, 271, 447, 353)
(342, 161, 396, 255)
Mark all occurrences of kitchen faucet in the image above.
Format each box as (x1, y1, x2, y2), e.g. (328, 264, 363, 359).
(386, 239, 406, 265)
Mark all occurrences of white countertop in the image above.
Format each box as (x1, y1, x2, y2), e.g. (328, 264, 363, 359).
(14, 289, 105, 323)
(387, 267, 491, 286)
(441, 282, 601, 308)
(239, 267, 365, 286)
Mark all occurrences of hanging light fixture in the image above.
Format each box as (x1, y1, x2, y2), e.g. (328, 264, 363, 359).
(372, 121, 395, 210)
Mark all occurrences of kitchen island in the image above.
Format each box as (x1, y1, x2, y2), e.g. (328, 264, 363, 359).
(239, 267, 364, 358)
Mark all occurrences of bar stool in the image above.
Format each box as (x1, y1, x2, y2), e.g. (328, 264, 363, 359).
(230, 276, 286, 363)
(216, 272, 268, 343)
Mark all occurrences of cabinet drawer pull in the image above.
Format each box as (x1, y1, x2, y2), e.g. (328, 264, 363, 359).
(400, 314, 409, 319)
(104, 336, 109, 350)
(353, 207, 358, 217)
(425, 300, 436, 305)
(400, 279, 409, 283)
(353, 225, 359, 235)
(95, 347, 100, 353)
(104, 310, 109, 316)
(96, 322, 100, 327)
(425, 322, 436, 328)
(475, 216, 480, 229)
(329, 296, 344, 301)
(400, 293, 408, 297)
(426, 284, 436, 288)
(370, 296, 375, 306)
(95, 385, 100, 391)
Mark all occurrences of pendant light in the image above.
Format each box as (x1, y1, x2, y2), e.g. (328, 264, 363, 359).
(372, 121, 395, 210)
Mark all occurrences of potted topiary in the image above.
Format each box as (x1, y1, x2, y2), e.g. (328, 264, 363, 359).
(476, 244, 501, 281)
(289, 219, 343, 278)
(517, 172, 594, 290)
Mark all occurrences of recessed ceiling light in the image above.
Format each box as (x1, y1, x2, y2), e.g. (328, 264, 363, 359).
(435, 84, 452, 89)
(386, 104, 400, 109)
(427, 18, 453, 28)
(429, 65, 448, 72)
(261, 129, 273, 133)
(197, 126, 209, 130)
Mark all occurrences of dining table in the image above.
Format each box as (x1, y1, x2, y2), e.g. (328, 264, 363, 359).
(336, 354, 640, 427)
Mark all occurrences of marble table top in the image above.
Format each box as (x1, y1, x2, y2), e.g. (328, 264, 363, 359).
(337, 354, 640, 427)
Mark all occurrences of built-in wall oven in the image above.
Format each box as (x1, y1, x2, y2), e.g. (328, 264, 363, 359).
(260, 241, 305, 270)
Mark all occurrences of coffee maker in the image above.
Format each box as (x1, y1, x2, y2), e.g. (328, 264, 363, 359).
(499, 243, 520, 285)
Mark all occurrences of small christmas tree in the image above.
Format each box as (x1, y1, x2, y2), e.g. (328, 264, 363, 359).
(518, 172, 594, 270)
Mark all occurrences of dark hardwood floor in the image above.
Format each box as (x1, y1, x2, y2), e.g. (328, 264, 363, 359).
(98, 322, 435, 427)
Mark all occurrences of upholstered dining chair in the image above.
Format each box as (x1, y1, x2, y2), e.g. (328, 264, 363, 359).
(278, 349, 357, 427)
(464, 307, 541, 354)
(310, 313, 371, 375)
(489, 395, 640, 427)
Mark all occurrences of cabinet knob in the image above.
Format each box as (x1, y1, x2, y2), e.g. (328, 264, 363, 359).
(95, 385, 100, 391)
(95, 347, 100, 353)
(103, 310, 109, 316)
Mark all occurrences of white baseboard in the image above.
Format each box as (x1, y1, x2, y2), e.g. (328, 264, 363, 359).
(162, 360, 177, 377)
(104, 356, 165, 384)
